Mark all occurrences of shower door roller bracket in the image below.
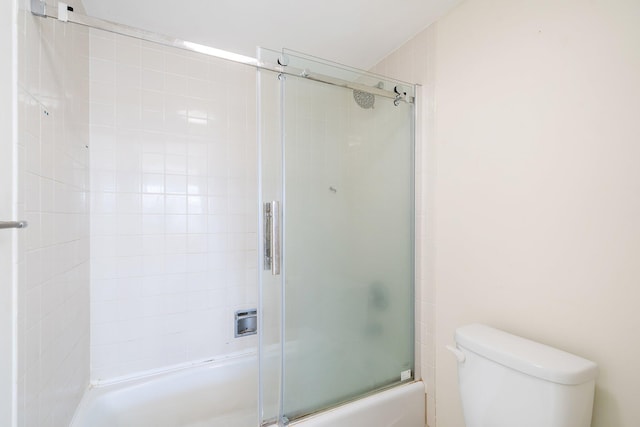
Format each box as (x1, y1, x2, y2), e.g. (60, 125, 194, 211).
(263, 201, 280, 275)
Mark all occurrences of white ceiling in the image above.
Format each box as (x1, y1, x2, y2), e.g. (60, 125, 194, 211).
(81, 0, 461, 70)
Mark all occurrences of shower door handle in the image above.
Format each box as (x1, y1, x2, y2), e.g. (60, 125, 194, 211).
(0, 221, 28, 230)
(263, 201, 280, 275)
(271, 201, 280, 275)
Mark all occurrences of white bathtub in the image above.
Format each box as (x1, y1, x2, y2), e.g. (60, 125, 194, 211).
(71, 355, 425, 427)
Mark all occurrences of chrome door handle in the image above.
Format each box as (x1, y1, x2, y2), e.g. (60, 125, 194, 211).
(0, 221, 28, 230)
(263, 201, 280, 275)
(271, 201, 280, 275)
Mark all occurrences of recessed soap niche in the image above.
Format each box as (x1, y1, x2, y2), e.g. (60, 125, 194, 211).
(235, 309, 257, 337)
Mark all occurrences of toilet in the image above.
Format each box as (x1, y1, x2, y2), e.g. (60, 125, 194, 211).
(447, 323, 598, 427)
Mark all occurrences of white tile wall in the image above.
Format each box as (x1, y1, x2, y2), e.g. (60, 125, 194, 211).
(16, 1, 91, 426)
(89, 29, 258, 382)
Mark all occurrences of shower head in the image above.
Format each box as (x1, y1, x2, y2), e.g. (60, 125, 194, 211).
(353, 89, 375, 109)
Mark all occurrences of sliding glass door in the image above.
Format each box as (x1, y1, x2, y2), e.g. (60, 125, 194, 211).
(259, 49, 415, 424)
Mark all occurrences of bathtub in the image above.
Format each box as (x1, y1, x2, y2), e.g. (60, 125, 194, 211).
(71, 354, 425, 427)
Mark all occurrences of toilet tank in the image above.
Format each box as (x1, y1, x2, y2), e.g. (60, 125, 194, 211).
(453, 324, 598, 427)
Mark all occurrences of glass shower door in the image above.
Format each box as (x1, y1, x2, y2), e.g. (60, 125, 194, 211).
(259, 49, 415, 424)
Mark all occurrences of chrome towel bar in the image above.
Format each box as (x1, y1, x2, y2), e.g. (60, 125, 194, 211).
(0, 221, 28, 230)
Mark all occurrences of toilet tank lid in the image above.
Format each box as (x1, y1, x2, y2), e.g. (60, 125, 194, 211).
(455, 324, 598, 385)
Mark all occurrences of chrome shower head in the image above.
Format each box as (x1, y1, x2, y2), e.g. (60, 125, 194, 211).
(353, 89, 375, 109)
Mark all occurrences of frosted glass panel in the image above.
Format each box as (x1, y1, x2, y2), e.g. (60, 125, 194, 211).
(281, 63, 414, 420)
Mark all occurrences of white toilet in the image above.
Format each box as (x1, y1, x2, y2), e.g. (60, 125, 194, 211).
(448, 323, 598, 427)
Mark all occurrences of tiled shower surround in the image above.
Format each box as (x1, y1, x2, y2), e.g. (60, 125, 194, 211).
(17, 1, 91, 425)
(89, 29, 258, 381)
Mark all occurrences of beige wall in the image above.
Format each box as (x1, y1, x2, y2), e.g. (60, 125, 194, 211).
(378, 0, 640, 426)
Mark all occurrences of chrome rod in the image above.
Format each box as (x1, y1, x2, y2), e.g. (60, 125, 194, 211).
(30, 1, 413, 103)
(0, 221, 28, 230)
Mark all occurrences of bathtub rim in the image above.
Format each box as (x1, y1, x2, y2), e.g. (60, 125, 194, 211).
(91, 348, 257, 388)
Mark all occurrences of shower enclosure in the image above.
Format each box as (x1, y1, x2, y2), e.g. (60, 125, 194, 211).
(11, 3, 417, 426)
(258, 49, 415, 425)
